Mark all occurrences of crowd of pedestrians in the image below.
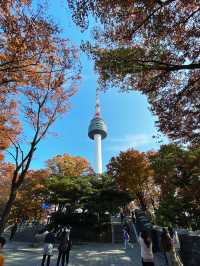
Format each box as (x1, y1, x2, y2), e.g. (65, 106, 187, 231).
(0, 211, 185, 266)
(121, 210, 183, 266)
(137, 227, 183, 266)
(161, 227, 183, 266)
(0, 224, 72, 266)
(41, 225, 72, 266)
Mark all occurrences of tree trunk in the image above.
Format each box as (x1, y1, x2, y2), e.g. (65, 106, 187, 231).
(0, 187, 17, 235)
(137, 192, 146, 211)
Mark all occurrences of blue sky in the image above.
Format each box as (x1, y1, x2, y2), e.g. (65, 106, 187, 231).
(25, 1, 167, 171)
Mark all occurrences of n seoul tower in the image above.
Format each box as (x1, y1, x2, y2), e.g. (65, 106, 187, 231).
(88, 91, 107, 174)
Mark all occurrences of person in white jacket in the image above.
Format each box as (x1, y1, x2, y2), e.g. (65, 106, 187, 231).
(139, 231, 154, 266)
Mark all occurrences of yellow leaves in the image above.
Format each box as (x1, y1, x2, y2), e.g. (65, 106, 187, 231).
(47, 153, 91, 177)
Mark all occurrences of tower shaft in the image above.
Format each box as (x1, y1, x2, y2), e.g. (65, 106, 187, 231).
(94, 134, 102, 174)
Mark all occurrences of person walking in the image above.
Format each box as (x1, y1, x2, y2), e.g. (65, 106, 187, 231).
(0, 237, 6, 266)
(120, 212, 124, 223)
(123, 227, 130, 249)
(10, 223, 18, 241)
(139, 231, 154, 266)
(57, 230, 72, 266)
(41, 230, 56, 266)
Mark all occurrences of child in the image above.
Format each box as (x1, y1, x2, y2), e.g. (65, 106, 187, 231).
(0, 237, 6, 266)
(123, 228, 130, 249)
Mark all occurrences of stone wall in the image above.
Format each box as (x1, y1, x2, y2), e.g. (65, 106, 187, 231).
(179, 234, 200, 266)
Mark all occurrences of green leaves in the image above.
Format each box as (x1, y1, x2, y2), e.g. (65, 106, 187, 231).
(44, 173, 132, 217)
(150, 144, 200, 229)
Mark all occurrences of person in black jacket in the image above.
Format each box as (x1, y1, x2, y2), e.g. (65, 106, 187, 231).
(10, 223, 18, 241)
(56, 231, 72, 266)
(41, 230, 56, 266)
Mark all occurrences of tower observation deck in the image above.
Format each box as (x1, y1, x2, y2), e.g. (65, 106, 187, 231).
(88, 91, 107, 174)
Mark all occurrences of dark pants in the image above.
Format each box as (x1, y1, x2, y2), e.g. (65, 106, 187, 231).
(57, 250, 70, 266)
(142, 259, 154, 266)
(41, 255, 51, 266)
(10, 230, 16, 241)
(163, 252, 169, 265)
(10, 233, 15, 241)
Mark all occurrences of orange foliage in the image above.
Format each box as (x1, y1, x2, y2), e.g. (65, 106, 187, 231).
(0, 0, 80, 232)
(107, 149, 156, 210)
(11, 169, 50, 222)
(47, 154, 92, 177)
(0, 162, 14, 209)
(0, 0, 80, 159)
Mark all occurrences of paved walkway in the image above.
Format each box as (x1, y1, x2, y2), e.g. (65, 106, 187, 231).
(4, 242, 166, 266)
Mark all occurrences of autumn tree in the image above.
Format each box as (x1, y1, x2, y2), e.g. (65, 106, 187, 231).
(0, 1, 80, 233)
(0, 0, 73, 88)
(68, 0, 200, 144)
(0, 0, 81, 158)
(10, 169, 50, 223)
(107, 149, 154, 210)
(45, 154, 92, 213)
(0, 98, 19, 161)
(149, 144, 200, 228)
(0, 162, 14, 213)
(47, 154, 92, 177)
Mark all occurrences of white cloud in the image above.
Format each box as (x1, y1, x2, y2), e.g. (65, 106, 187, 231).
(107, 133, 153, 152)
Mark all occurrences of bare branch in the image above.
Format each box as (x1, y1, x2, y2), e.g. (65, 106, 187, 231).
(6, 150, 17, 166)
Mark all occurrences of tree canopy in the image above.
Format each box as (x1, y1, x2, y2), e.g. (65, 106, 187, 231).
(68, 0, 200, 144)
(10, 169, 49, 223)
(107, 149, 155, 210)
(44, 173, 132, 220)
(149, 144, 200, 228)
(0, 0, 80, 233)
(45, 174, 93, 213)
(84, 175, 132, 216)
(47, 154, 92, 177)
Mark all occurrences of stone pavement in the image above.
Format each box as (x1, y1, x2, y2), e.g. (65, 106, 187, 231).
(4, 242, 166, 266)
